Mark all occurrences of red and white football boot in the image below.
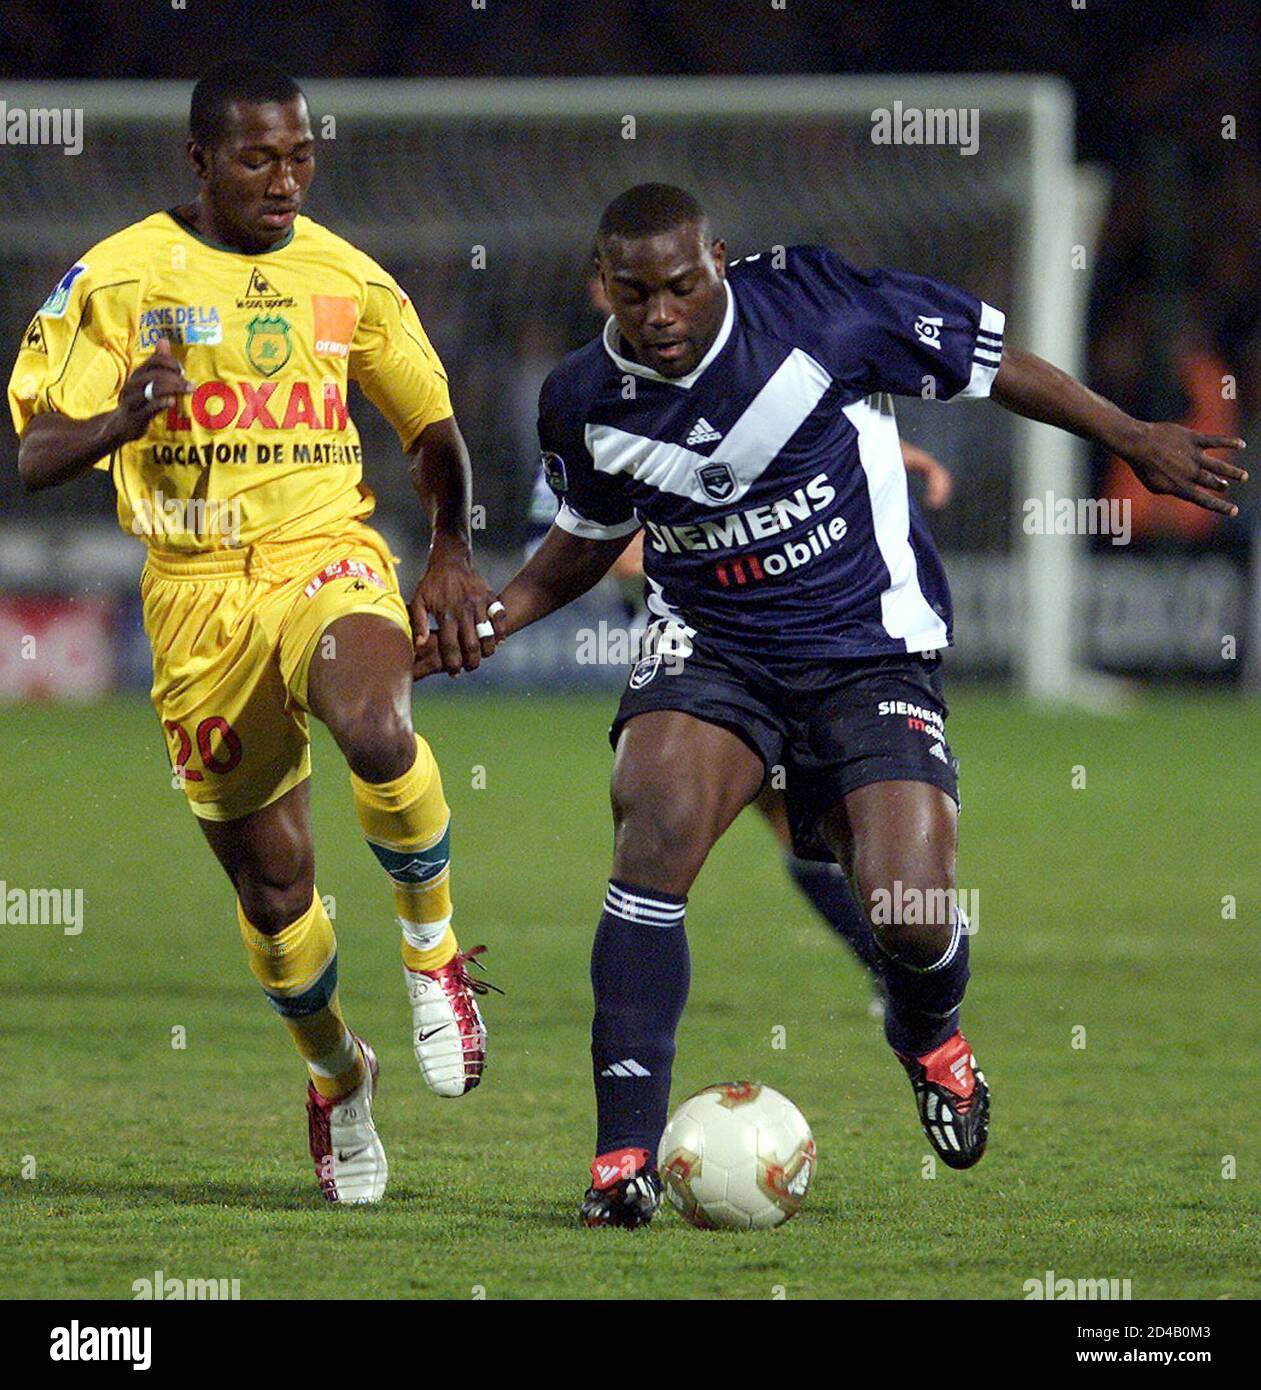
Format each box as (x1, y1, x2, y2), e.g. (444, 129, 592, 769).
(306, 1036, 388, 1204)
(404, 945, 499, 1097)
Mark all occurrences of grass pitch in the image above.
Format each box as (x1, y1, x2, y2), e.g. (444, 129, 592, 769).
(1, 686, 1258, 1300)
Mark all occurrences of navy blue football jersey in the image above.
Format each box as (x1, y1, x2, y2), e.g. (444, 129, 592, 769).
(536, 246, 1004, 658)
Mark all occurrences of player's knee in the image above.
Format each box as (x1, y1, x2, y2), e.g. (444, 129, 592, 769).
(854, 852, 956, 963)
(236, 865, 315, 935)
(611, 773, 712, 880)
(330, 693, 415, 783)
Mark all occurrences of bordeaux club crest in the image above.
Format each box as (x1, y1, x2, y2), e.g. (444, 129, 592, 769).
(695, 460, 736, 502)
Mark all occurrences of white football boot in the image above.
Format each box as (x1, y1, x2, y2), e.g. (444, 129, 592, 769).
(403, 945, 497, 1097)
(306, 1036, 388, 1204)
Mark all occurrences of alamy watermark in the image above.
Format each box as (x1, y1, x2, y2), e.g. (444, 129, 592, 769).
(50, 1324, 150, 1370)
(1023, 492, 1131, 545)
(0, 101, 82, 156)
(132, 490, 242, 546)
(1024, 1269, 1132, 1300)
(0, 882, 82, 935)
(870, 881, 979, 931)
(132, 1268, 241, 1300)
(576, 619, 691, 682)
(870, 102, 979, 157)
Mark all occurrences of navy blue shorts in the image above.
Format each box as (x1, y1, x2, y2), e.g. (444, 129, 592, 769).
(609, 619, 960, 862)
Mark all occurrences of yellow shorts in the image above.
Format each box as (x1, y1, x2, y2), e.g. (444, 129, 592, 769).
(141, 522, 411, 822)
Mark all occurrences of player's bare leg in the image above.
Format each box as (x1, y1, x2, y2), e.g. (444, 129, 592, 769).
(199, 783, 387, 1203)
(583, 711, 765, 1227)
(610, 711, 765, 892)
(754, 788, 886, 1015)
(818, 781, 988, 1168)
(307, 611, 494, 1098)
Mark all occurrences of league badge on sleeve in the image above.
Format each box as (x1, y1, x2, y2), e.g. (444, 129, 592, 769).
(541, 451, 568, 496)
(40, 263, 87, 319)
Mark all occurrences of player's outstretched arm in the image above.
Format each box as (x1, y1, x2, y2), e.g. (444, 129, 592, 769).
(407, 414, 504, 678)
(17, 336, 189, 491)
(990, 345, 1247, 516)
(415, 523, 634, 680)
(498, 524, 638, 638)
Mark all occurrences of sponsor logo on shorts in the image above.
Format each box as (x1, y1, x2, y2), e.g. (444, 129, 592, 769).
(302, 558, 386, 599)
(877, 698, 945, 740)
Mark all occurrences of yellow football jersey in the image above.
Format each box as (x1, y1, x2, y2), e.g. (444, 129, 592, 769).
(6, 211, 453, 552)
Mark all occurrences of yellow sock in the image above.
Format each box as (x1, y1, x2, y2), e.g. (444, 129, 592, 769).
(351, 733, 459, 973)
(238, 891, 365, 1100)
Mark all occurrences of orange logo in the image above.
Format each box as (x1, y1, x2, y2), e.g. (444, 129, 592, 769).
(312, 295, 357, 358)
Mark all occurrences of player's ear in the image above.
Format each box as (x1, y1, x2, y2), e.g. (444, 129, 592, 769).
(711, 239, 727, 278)
(187, 138, 210, 181)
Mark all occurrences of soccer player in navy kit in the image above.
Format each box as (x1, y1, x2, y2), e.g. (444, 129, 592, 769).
(424, 184, 1246, 1226)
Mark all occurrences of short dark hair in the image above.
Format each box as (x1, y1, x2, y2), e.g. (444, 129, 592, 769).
(595, 183, 708, 256)
(190, 59, 306, 148)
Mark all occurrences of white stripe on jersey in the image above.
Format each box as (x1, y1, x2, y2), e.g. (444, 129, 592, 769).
(956, 301, 1006, 398)
(585, 347, 833, 507)
(842, 393, 950, 653)
(553, 500, 641, 541)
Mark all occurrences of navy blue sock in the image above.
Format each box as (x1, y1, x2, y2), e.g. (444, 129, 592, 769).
(783, 852, 884, 979)
(591, 879, 690, 1161)
(878, 907, 971, 1057)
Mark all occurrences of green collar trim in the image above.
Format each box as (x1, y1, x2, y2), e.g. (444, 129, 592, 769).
(165, 208, 295, 255)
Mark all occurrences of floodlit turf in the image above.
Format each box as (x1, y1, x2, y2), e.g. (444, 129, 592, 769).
(1, 686, 1258, 1300)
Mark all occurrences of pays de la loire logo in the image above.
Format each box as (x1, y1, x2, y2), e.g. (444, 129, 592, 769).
(246, 314, 292, 377)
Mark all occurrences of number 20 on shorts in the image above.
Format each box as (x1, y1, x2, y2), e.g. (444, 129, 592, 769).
(164, 716, 242, 784)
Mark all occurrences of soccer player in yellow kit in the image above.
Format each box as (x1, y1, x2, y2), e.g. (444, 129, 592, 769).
(7, 61, 505, 1204)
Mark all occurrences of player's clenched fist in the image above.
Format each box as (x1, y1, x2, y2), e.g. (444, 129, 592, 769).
(114, 336, 191, 440)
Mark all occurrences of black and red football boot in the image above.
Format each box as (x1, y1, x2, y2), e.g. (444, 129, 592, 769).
(897, 1030, 990, 1169)
(580, 1146, 662, 1228)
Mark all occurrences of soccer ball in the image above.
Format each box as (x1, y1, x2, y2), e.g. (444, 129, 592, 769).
(657, 1082, 816, 1230)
